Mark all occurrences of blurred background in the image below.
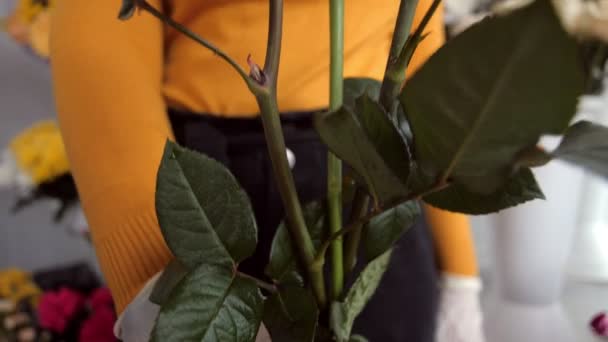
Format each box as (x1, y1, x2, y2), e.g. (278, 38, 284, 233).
(0, 6, 96, 273)
(1, 0, 608, 341)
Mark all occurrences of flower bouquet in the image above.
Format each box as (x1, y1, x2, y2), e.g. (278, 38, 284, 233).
(0, 265, 117, 342)
(117, 0, 608, 341)
(0, 121, 87, 238)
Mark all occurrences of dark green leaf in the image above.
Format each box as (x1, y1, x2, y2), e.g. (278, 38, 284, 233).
(356, 94, 412, 186)
(553, 121, 608, 178)
(152, 265, 264, 342)
(401, 0, 584, 194)
(118, 0, 140, 20)
(149, 259, 189, 305)
(266, 202, 327, 285)
(315, 106, 408, 204)
(344, 78, 382, 109)
(156, 140, 257, 268)
(424, 168, 544, 215)
(350, 335, 369, 342)
(263, 286, 318, 342)
(364, 201, 419, 260)
(331, 250, 392, 341)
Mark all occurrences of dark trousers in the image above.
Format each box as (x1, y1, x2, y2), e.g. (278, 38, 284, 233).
(169, 109, 439, 342)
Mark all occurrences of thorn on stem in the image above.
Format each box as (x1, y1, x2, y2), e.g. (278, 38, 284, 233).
(247, 54, 266, 85)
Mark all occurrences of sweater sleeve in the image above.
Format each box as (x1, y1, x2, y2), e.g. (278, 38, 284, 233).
(50, 0, 173, 313)
(409, 2, 479, 277)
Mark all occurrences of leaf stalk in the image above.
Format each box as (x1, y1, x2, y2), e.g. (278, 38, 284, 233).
(328, 0, 346, 301)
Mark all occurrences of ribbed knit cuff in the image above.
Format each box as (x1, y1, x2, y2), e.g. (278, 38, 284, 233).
(93, 209, 172, 314)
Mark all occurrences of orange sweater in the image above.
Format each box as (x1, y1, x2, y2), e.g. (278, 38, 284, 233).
(51, 0, 477, 314)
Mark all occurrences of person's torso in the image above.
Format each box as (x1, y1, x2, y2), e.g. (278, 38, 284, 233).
(161, 0, 400, 116)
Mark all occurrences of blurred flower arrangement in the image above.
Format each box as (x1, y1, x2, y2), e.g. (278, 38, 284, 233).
(592, 311, 608, 338)
(0, 265, 117, 342)
(3, 0, 53, 59)
(0, 121, 88, 239)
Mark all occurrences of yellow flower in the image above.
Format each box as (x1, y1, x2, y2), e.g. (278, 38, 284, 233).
(9, 121, 70, 186)
(12, 0, 45, 25)
(0, 269, 40, 307)
(5, 0, 55, 56)
(28, 10, 51, 58)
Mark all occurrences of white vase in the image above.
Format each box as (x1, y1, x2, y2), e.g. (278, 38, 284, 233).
(566, 174, 608, 282)
(486, 160, 584, 342)
(566, 87, 608, 283)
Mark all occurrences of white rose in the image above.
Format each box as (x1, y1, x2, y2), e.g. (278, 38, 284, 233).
(494, 0, 608, 42)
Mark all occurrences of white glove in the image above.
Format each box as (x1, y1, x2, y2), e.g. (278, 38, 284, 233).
(115, 271, 272, 342)
(435, 273, 485, 342)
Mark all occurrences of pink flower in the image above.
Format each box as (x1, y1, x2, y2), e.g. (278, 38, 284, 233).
(78, 306, 117, 342)
(591, 312, 608, 337)
(37, 287, 85, 334)
(89, 288, 113, 311)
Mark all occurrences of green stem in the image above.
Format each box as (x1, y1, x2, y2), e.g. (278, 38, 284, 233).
(381, 0, 441, 116)
(343, 189, 370, 275)
(263, 0, 283, 88)
(341, 0, 420, 281)
(254, 0, 327, 308)
(380, 0, 420, 113)
(328, 0, 345, 301)
(256, 93, 327, 308)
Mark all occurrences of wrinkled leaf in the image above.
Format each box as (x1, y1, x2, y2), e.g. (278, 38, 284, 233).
(423, 168, 544, 215)
(266, 202, 326, 285)
(331, 250, 392, 341)
(263, 286, 318, 342)
(553, 121, 608, 178)
(401, 0, 584, 194)
(364, 201, 420, 260)
(156, 140, 257, 268)
(149, 259, 189, 305)
(152, 265, 264, 342)
(315, 106, 408, 205)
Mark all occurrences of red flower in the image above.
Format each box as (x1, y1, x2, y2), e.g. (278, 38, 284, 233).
(89, 288, 113, 311)
(78, 306, 117, 342)
(37, 287, 85, 333)
(591, 312, 608, 337)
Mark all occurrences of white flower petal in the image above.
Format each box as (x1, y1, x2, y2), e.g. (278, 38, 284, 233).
(15, 173, 34, 194)
(0, 150, 18, 188)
